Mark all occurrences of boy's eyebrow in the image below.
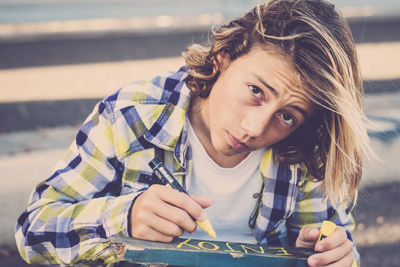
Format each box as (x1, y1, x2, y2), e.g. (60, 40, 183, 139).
(251, 72, 310, 120)
(288, 104, 310, 120)
(252, 72, 278, 97)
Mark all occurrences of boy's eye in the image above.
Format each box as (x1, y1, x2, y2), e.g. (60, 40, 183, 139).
(249, 85, 263, 99)
(278, 112, 296, 127)
(282, 113, 292, 121)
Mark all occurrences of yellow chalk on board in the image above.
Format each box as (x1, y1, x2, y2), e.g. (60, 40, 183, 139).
(317, 220, 336, 242)
(197, 218, 217, 238)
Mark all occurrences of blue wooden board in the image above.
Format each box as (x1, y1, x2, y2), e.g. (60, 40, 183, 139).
(111, 236, 314, 267)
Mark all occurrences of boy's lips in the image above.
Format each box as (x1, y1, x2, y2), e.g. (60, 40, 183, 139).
(226, 132, 249, 151)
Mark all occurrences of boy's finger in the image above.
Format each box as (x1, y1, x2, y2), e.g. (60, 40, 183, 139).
(302, 225, 320, 241)
(308, 240, 354, 266)
(159, 186, 206, 221)
(316, 226, 348, 251)
(147, 212, 185, 237)
(190, 195, 213, 209)
(296, 226, 319, 248)
(153, 200, 197, 233)
(131, 221, 174, 243)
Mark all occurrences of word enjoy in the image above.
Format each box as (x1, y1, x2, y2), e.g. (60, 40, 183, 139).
(176, 238, 292, 256)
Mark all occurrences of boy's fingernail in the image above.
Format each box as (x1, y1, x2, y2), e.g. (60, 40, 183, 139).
(198, 211, 206, 221)
(315, 243, 323, 251)
(309, 256, 318, 266)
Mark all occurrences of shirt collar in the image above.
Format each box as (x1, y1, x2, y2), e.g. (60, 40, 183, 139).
(141, 68, 192, 168)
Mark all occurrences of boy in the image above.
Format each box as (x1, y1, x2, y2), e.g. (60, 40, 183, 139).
(16, 1, 370, 266)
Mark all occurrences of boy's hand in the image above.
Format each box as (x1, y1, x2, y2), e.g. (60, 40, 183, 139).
(296, 225, 355, 267)
(129, 184, 212, 242)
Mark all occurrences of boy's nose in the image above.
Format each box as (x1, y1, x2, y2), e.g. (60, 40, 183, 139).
(240, 110, 273, 139)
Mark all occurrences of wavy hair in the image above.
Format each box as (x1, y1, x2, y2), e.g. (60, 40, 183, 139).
(184, 0, 372, 207)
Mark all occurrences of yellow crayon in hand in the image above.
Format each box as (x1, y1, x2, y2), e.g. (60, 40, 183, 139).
(317, 220, 336, 242)
(196, 218, 216, 238)
(149, 158, 217, 239)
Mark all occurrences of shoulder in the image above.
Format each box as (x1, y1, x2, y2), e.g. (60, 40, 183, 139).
(99, 67, 192, 130)
(96, 67, 192, 157)
(103, 67, 190, 111)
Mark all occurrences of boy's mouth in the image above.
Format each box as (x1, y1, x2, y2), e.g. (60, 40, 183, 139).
(226, 131, 249, 151)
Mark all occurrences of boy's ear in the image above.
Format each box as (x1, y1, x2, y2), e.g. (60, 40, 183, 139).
(214, 51, 231, 72)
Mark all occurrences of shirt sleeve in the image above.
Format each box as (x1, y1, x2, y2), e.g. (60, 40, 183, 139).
(286, 176, 360, 266)
(15, 100, 143, 265)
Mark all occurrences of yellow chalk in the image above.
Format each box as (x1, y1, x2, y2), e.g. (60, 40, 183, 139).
(196, 218, 217, 238)
(317, 220, 336, 242)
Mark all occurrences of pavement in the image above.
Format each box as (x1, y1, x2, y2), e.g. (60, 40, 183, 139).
(0, 11, 400, 267)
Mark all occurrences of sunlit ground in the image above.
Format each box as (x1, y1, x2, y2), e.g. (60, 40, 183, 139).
(0, 42, 399, 103)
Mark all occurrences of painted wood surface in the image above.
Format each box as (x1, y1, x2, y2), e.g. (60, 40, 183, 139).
(111, 236, 315, 267)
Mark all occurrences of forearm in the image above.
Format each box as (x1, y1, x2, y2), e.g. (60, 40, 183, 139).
(15, 189, 139, 265)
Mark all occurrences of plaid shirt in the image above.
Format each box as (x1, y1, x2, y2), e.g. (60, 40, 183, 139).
(15, 67, 359, 265)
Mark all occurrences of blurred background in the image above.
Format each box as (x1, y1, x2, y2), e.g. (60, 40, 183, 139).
(0, 0, 399, 266)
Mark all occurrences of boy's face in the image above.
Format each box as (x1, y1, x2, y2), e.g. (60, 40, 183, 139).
(194, 45, 315, 163)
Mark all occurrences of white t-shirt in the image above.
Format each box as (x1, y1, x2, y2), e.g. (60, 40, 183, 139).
(181, 118, 264, 243)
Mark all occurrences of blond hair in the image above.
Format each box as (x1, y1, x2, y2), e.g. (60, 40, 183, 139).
(184, 0, 372, 207)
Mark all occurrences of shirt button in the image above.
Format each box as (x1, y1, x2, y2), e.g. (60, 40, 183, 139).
(253, 193, 260, 198)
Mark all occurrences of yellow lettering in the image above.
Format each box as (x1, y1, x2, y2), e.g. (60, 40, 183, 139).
(240, 245, 265, 254)
(225, 243, 241, 253)
(176, 239, 200, 250)
(271, 247, 291, 256)
(198, 241, 219, 251)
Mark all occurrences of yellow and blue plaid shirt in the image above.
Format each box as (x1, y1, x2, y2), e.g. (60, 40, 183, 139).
(15, 67, 359, 265)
